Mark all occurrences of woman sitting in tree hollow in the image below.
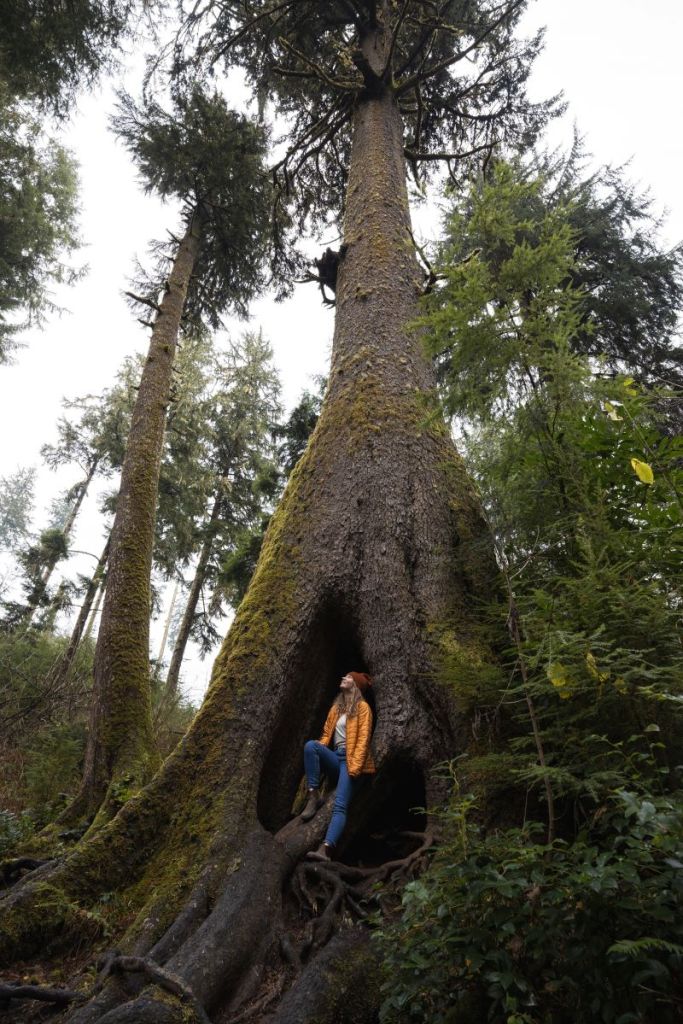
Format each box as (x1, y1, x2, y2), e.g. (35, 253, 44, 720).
(301, 671, 376, 861)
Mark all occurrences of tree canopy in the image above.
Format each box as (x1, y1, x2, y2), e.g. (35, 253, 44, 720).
(0, 0, 135, 113)
(115, 87, 284, 316)
(0, 88, 81, 363)
(174, 0, 556, 231)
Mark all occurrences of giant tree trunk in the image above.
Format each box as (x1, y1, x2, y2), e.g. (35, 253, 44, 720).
(62, 210, 206, 827)
(0, 24, 496, 1023)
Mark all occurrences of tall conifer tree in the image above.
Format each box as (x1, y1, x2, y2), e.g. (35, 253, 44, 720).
(0, 5, 552, 1021)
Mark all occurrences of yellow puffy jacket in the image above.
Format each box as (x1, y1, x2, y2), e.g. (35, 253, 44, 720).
(319, 700, 376, 777)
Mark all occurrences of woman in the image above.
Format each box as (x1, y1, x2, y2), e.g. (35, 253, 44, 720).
(301, 670, 376, 861)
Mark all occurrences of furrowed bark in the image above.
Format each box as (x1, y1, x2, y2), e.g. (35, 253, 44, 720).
(64, 209, 206, 828)
(0, 12, 497, 1020)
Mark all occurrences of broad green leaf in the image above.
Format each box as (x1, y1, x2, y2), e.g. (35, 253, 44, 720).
(630, 458, 654, 484)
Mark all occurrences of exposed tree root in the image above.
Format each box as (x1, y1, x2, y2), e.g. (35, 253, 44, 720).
(0, 980, 84, 1010)
(224, 973, 287, 1024)
(0, 857, 54, 888)
(93, 955, 212, 1024)
(264, 928, 380, 1024)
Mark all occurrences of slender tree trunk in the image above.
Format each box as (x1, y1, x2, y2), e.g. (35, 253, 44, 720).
(21, 457, 99, 625)
(0, 20, 498, 1023)
(157, 579, 180, 667)
(83, 578, 104, 643)
(44, 537, 110, 719)
(64, 209, 206, 827)
(163, 493, 223, 704)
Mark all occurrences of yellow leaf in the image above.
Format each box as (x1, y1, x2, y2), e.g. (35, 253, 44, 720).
(630, 458, 654, 484)
(603, 401, 623, 422)
(586, 651, 609, 683)
(547, 661, 572, 698)
(614, 676, 627, 694)
(623, 377, 638, 396)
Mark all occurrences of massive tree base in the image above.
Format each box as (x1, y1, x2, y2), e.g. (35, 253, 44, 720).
(0, 375, 493, 1021)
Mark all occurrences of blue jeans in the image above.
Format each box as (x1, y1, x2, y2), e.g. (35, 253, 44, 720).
(303, 740, 358, 847)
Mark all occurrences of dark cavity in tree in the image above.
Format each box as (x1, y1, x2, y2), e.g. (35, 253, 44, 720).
(257, 600, 369, 834)
(340, 757, 427, 867)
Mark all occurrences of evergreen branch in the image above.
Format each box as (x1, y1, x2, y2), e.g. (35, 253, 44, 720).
(393, 19, 436, 81)
(210, 0, 299, 61)
(278, 36, 359, 91)
(404, 142, 495, 162)
(395, 0, 526, 96)
(288, 105, 354, 182)
(272, 96, 348, 176)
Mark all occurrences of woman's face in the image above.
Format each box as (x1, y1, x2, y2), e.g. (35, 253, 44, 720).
(339, 673, 355, 691)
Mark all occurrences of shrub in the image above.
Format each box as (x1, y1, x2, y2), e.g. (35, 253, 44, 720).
(378, 784, 683, 1024)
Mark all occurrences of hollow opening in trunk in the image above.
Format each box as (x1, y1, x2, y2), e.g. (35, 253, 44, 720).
(257, 599, 369, 833)
(340, 757, 427, 866)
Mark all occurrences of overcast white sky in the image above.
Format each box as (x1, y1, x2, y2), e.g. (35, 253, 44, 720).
(1, 0, 681, 700)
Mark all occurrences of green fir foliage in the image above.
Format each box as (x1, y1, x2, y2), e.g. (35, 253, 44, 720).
(0, 0, 134, 113)
(0, 86, 81, 362)
(379, 159, 683, 1024)
(114, 87, 282, 316)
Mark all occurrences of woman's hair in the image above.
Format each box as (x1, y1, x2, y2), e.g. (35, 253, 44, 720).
(333, 672, 374, 719)
(334, 684, 363, 718)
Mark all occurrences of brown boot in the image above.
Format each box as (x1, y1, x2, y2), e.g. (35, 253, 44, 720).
(300, 788, 322, 822)
(306, 843, 333, 862)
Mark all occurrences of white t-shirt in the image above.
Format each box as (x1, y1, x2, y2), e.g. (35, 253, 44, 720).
(334, 713, 347, 749)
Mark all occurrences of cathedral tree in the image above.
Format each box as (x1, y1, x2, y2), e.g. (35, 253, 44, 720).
(0, 3, 553, 1021)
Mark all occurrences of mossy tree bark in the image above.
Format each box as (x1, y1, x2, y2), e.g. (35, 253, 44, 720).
(0, 22, 497, 1024)
(62, 209, 206, 828)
